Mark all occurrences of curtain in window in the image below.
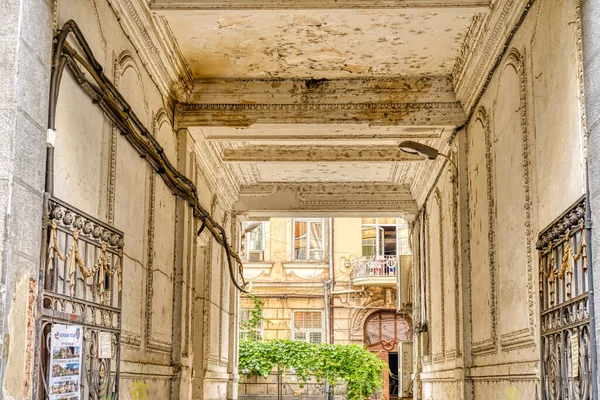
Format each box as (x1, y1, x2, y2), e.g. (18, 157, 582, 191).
(309, 221, 323, 260)
(294, 222, 307, 260)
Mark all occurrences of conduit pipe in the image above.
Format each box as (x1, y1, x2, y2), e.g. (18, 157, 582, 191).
(323, 218, 334, 400)
(47, 20, 248, 292)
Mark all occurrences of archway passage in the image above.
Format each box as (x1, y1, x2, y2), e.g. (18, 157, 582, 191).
(365, 312, 413, 400)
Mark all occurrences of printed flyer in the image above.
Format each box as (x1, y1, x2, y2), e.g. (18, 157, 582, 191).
(49, 324, 83, 400)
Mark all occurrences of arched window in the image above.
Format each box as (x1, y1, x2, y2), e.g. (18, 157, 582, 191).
(364, 312, 412, 345)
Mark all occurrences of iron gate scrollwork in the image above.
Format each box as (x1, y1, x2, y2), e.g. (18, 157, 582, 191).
(537, 198, 595, 400)
(38, 195, 123, 399)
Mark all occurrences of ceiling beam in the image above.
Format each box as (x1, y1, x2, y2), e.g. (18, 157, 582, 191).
(222, 145, 425, 162)
(151, 0, 490, 11)
(234, 182, 418, 218)
(189, 77, 458, 104)
(177, 101, 465, 127)
(190, 125, 447, 141)
(177, 76, 465, 128)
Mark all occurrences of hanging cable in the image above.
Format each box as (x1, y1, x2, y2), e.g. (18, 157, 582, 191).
(47, 20, 248, 292)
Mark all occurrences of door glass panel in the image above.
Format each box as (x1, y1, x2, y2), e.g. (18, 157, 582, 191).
(365, 322, 380, 345)
(396, 318, 412, 342)
(380, 314, 396, 341)
(365, 312, 412, 344)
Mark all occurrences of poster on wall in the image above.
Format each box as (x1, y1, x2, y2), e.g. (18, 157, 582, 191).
(49, 324, 83, 400)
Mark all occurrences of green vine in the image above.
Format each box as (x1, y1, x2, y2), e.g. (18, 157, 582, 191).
(239, 340, 388, 400)
(241, 294, 265, 341)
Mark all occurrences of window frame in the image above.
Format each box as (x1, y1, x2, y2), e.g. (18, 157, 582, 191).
(241, 221, 269, 262)
(363, 311, 413, 345)
(239, 308, 264, 341)
(291, 218, 325, 262)
(361, 218, 411, 257)
(291, 309, 324, 344)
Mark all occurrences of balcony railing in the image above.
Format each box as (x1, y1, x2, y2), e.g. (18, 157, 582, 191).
(351, 255, 398, 282)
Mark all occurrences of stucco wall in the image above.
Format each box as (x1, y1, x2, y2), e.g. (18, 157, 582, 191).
(51, 1, 239, 399)
(414, 0, 586, 398)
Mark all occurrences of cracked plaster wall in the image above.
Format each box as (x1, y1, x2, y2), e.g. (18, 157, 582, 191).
(412, 0, 587, 399)
(45, 0, 241, 399)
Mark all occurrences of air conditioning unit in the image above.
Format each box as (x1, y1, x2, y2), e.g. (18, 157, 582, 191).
(248, 250, 264, 262)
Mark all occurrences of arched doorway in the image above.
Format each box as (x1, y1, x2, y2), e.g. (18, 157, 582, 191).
(364, 312, 413, 400)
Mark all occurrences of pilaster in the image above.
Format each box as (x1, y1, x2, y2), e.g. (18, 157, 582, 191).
(581, 0, 600, 392)
(0, 0, 52, 397)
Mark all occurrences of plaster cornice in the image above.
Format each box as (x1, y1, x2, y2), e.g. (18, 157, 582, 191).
(194, 140, 240, 210)
(107, 0, 192, 100)
(453, 0, 531, 112)
(177, 102, 466, 128)
(150, 0, 491, 10)
(222, 145, 424, 163)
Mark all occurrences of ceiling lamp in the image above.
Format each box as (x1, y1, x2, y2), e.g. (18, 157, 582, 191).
(398, 140, 457, 174)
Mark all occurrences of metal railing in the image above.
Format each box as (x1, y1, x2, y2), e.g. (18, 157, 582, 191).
(351, 255, 398, 279)
(39, 195, 123, 399)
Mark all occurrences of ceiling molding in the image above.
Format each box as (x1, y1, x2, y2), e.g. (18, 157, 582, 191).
(150, 0, 491, 11)
(189, 76, 457, 104)
(194, 140, 241, 210)
(222, 145, 425, 163)
(239, 182, 414, 195)
(176, 102, 466, 127)
(191, 126, 446, 141)
(108, 0, 192, 100)
(235, 182, 418, 218)
(453, 0, 530, 111)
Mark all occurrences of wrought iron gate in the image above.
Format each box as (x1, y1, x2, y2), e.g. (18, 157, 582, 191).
(38, 195, 123, 399)
(537, 198, 596, 399)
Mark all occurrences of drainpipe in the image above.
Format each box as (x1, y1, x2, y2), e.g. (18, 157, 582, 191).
(585, 152, 599, 399)
(324, 217, 334, 400)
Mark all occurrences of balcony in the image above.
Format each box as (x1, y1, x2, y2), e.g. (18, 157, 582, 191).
(351, 255, 398, 287)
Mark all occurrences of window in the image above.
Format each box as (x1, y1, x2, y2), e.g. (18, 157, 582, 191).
(361, 218, 411, 257)
(292, 311, 323, 343)
(241, 221, 266, 262)
(239, 308, 263, 341)
(364, 312, 412, 345)
(293, 219, 324, 261)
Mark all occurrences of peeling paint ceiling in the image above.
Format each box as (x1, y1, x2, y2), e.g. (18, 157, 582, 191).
(156, 3, 483, 209)
(163, 9, 478, 79)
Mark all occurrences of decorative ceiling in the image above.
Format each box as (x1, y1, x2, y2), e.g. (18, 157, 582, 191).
(149, 0, 494, 216)
(162, 9, 478, 79)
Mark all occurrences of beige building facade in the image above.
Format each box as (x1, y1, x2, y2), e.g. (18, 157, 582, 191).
(239, 217, 413, 399)
(0, 0, 600, 399)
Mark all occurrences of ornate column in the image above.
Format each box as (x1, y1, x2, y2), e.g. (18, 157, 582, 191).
(455, 128, 473, 400)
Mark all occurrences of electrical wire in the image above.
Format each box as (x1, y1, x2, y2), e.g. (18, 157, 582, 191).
(48, 20, 248, 292)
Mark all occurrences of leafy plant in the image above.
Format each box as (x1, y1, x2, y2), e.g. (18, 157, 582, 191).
(239, 339, 388, 400)
(241, 294, 264, 341)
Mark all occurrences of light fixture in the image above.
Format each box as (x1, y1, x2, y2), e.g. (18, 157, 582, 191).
(398, 140, 439, 160)
(399, 140, 457, 173)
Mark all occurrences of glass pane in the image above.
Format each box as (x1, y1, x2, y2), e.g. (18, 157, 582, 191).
(362, 217, 377, 225)
(310, 249, 324, 261)
(362, 227, 377, 257)
(309, 332, 323, 344)
(378, 217, 397, 225)
(294, 312, 322, 329)
(309, 221, 323, 250)
(396, 318, 412, 341)
(397, 225, 411, 255)
(380, 314, 396, 341)
(365, 316, 380, 344)
(383, 226, 397, 256)
(248, 223, 263, 251)
(294, 221, 307, 260)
